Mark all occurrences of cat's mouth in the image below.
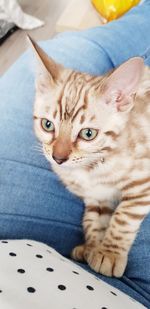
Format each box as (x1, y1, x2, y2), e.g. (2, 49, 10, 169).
(51, 153, 104, 169)
(52, 156, 84, 168)
(42, 143, 104, 168)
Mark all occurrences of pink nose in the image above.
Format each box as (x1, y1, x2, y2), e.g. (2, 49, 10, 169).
(52, 155, 68, 165)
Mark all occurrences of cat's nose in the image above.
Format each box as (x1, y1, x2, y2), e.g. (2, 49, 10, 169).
(52, 155, 68, 165)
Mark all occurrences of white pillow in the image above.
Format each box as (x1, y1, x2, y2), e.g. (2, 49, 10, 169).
(0, 239, 145, 309)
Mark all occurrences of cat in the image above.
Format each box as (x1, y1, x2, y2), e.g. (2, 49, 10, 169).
(29, 36, 150, 278)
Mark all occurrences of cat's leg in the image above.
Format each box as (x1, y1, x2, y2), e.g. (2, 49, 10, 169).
(86, 194, 150, 277)
(71, 202, 113, 261)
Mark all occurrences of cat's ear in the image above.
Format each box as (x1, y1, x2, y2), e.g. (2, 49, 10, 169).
(103, 57, 144, 112)
(27, 35, 64, 90)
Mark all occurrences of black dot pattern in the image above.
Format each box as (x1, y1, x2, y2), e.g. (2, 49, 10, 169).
(17, 269, 25, 274)
(47, 250, 52, 254)
(46, 267, 54, 272)
(0, 240, 137, 308)
(9, 252, 17, 257)
(110, 291, 117, 296)
(36, 254, 43, 259)
(72, 271, 79, 275)
(86, 285, 94, 291)
(27, 287, 36, 293)
(58, 285, 66, 291)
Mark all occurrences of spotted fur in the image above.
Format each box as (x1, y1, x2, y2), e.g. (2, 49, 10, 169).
(30, 38, 150, 278)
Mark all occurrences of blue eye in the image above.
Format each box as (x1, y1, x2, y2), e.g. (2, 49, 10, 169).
(79, 128, 98, 141)
(41, 119, 55, 132)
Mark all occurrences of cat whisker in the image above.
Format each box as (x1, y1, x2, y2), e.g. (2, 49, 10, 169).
(32, 147, 43, 153)
(84, 154, 103, 160)
(32, 146, 43, 151)
(31, 143, 45, 157)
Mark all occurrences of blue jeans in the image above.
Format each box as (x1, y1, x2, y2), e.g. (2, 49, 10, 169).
(0, 1, 150, 307)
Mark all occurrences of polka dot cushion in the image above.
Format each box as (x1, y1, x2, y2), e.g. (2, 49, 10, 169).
(0, 240, 145, 309)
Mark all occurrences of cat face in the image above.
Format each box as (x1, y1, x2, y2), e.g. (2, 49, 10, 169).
(30, 37, 144, 169)
(34, 72, 117, 168)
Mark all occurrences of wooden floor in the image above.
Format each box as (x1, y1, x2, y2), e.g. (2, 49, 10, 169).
(0, 0, 69, 76)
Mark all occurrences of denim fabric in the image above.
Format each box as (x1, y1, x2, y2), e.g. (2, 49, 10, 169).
(0, 1, 150, 307)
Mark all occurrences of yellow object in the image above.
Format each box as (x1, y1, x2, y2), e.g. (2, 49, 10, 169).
(92, 0, 141, 22)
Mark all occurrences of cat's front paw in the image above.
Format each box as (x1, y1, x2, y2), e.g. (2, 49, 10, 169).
(71, 244, 85, 262)
(86, 246, 128, 277)
(71, 244, 93, 262)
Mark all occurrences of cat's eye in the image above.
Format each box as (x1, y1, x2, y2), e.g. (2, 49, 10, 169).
(79, 128, 98, 141)
(41, 119, 55, 132)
